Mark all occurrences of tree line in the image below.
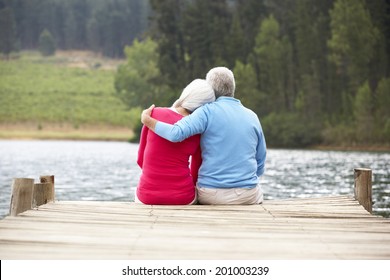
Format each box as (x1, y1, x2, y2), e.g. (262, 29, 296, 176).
(1, 0, 390, 147)
(0, 0, 149, 58)
(117, 0, 390, 147)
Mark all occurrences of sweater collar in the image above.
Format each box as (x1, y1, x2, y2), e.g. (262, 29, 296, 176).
(216, 96, 241, 104)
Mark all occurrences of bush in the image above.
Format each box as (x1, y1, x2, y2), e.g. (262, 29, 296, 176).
(38, 29, 56, 56)
(129, 119, 143, 143)
(262, 112, 322, 147)
(321, 121, 357, 146)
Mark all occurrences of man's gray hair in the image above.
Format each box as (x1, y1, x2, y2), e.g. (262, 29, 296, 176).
(172, 79, 215, 112)
(206, 67, 235, 98)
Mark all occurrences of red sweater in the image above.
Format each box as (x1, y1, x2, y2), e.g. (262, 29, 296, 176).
(136, 107, 202, 204)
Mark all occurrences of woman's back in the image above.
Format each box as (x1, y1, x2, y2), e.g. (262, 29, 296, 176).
(136, 107, 201, 205)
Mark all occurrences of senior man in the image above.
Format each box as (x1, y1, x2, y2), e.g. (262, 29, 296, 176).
(141, 67, 266, 204)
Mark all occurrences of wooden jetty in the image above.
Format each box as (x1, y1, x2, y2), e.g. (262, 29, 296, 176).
(0, 169, 389, 259)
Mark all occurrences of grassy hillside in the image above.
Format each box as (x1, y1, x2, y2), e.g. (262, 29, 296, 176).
(0, 51, 140, 140)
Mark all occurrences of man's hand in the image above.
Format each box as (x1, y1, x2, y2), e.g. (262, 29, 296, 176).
(141, 104, 157, 131)
(141, 104, 154, 123)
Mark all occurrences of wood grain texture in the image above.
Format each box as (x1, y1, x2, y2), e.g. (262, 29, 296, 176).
(1, 195, 389, 259)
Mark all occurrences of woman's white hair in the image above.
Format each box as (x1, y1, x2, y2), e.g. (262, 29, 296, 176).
(172, 79, 215, 112)
(206, 67, 235, 98)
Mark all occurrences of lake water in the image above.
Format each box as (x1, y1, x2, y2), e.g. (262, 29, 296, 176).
(0, 140, 389, 218)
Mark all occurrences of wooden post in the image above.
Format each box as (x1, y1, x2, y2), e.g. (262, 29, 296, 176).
(33, 183, 55, 207)
(9, 178, 34, 216)
(39, 175, 55, 201)
(354, 168, 372, 213)
(40, 175, 54, 185)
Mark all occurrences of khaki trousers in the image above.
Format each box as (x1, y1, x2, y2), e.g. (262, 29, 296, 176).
(196, 183, 263, 205)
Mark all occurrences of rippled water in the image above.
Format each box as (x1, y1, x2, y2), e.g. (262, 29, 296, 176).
(0, 140, 389, 218)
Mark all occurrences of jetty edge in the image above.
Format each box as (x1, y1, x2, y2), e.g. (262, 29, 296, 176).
(0, 168, 389, 259)
(6, 169, 375, 217)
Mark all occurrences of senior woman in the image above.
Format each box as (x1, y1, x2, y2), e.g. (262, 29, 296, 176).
(135, 79, 215, 205)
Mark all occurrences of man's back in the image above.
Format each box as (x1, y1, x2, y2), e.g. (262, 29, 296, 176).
(196, 97, 265, 188)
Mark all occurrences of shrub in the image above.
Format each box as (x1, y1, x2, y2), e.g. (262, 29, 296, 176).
(262, 112, 322, 147)
(38, 29, 56, 56)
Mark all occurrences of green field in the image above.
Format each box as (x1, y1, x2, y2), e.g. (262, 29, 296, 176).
(0, 51, 140, 140)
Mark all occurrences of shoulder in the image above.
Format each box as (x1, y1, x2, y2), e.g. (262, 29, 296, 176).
(243, 106, 258, 117)
(152, 107, 182, 123)
(152, 107, 169, 116)
(152, 107, 176, 117)
(241, 105, 262, 126)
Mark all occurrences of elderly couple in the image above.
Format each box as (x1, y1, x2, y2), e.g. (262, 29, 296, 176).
(136, 67, 266, 205)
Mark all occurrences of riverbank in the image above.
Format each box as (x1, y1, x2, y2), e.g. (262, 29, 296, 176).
(2, 123, 389, 150)
(308, 144, 390, 152)
(0, 123, 133, 142)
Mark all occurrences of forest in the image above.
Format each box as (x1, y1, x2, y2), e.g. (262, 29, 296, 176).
(1, 0, 390, 147)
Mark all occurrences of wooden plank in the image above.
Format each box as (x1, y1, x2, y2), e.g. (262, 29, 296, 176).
(0, 196, 389, 259)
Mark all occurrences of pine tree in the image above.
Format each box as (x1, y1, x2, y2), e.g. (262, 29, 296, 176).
(235, 0, 268, 57)
(252, 15, 293, 114)
(38, 28, 55, 56)
(233, 60, 264, 115)
(354, 82, 374, 143)
(292, 0, 333, 117)
(150, 0, 187, 90)
(328, 0, 380, 91)
(182, 0, 231, 79)
(375, 78, 390, 141)
(226, 13, 245, 66)
(0, 4, 16, 58)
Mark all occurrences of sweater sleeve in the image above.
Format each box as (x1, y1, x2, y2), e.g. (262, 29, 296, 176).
(256, 129, 267, 176)
(155, 106, 209, 142)
(137, 125, 149, 168)
(190, 145, 202, 185)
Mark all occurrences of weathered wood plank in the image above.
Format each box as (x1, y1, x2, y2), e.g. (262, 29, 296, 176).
(0, 196, 389, 259)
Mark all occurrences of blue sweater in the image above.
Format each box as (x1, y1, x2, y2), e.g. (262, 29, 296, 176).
(155, 97, 267, 188)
